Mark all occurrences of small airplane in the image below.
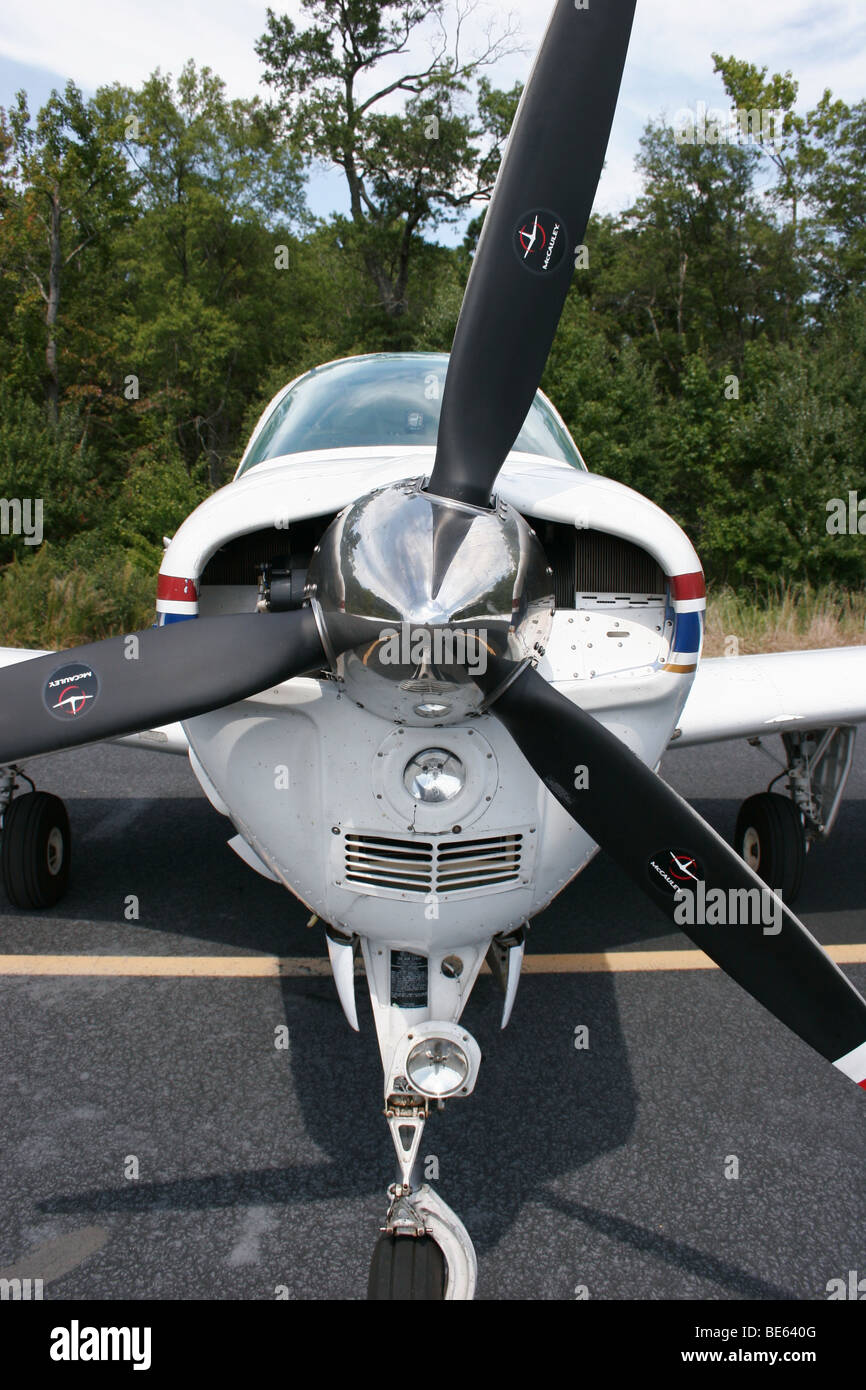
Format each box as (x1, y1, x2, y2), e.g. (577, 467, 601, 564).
(1, 0, 865, 1300)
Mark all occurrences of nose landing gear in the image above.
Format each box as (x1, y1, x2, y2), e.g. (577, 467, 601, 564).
(368, 1181, 478, 1302)
(367, 1083, 478, 1300)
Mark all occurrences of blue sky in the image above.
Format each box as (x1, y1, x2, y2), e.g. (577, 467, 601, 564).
(2, 1, 866, 243)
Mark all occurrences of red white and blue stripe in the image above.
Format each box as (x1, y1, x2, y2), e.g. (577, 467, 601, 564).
(664, 571, 706, 674)
(156, 575, 199, 626)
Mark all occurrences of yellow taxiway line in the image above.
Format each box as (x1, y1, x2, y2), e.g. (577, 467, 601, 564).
(0, 945, 863, 977)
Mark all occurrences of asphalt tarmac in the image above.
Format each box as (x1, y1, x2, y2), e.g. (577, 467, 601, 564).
(0, 734, 863, 1302)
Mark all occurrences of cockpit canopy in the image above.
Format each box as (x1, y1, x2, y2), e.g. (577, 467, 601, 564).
(237, 352, 586, 475)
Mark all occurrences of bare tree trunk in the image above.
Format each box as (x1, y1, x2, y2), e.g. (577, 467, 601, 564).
(646, 299, 676, 376)
(363, 248, 402, 314)
(676, 249, 688, 344)
(207, 446, 222, 490)
(393, 214, 421, 316)
(45, 184, 62, 419)
(344, 129, 402, 315)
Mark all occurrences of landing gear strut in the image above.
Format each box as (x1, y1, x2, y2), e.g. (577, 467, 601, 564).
(357, 944, 491, 1300)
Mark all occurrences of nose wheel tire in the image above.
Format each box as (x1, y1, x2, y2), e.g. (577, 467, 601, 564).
(367, 1233, 446, 1301)
(734, 792, 805, 905)
(1, 792, 71, 908)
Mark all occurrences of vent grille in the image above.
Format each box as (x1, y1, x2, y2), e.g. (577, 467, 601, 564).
(343, 832, 524, 897)
(437, 834, 523, 892)
(344, 835, 434, 893)
(576, 530, 665, 596)
(533, 520, 665, 605)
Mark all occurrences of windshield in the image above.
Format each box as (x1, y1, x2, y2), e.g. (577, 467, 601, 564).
(238, 353, 585, 473)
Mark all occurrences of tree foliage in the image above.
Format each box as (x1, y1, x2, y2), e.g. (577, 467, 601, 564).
(0, 35, 864, 644)
(255, 0, 520, 320)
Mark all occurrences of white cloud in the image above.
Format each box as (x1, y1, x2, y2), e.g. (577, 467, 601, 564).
(2, 0, 864, 219)
(0, 0, 268, 93)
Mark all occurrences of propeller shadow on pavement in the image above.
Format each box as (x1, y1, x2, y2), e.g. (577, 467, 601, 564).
(33, 969, 799, 1299)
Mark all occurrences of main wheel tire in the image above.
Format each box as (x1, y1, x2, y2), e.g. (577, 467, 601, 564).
(1, 792, 71, 908)
(367, 1233, 446, 1300)
(734, 792, 805, 904)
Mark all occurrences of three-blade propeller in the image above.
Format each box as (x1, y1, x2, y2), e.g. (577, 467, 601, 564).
(0, 0, 862, 1085)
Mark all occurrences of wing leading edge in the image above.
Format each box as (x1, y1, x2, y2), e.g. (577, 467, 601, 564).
(672, 647, 866, 748)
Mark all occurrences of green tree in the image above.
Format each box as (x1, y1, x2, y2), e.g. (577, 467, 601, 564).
(255, 0, 520, 322)
(101, 62, 309, 485)
(711, 54, 813, 329)
(607, 117, 803, 380)
(800, 93, 866, 305)
(0, 82, 134, 414)
(711, 53, 804, 227)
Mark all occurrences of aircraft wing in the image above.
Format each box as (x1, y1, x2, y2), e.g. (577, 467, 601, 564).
(0, 646, 189, 757)
(672, 647, 866, 748)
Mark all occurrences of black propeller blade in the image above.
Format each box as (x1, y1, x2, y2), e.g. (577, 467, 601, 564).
(0, 607, 331, 765)
(428, 0, 637, 507)
(482, 657, 866, 1072)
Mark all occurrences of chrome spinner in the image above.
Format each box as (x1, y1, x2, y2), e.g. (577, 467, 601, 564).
(306, 479, 554, 726)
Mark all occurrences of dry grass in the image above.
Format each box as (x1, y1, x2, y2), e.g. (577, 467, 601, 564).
(0, 550, 154, 650)
(1, 558, 863, 660)
(704, 585, 866, 657)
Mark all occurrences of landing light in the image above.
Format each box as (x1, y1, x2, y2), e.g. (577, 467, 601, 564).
(406, 1037, 470, 1098)
(403, 749, 465, 804)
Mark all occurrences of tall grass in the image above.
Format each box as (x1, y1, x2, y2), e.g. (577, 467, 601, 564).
(0, 548, 154, 650)
(0, 556, 863, 658)
(704, 584, 866, 657)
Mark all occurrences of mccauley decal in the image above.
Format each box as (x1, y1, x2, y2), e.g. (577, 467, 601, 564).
(513, 208, 568, 276)
(648, 849, 705, 898)
(43, 663, 100, 721)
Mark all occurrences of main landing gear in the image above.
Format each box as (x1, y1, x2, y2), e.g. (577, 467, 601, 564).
(735, 727, 856, 905)
(0, 770, 71, 908)
(735, 793, 804, 902)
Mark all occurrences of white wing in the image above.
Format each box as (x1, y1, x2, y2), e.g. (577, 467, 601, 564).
(672, 647, 866, 748)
